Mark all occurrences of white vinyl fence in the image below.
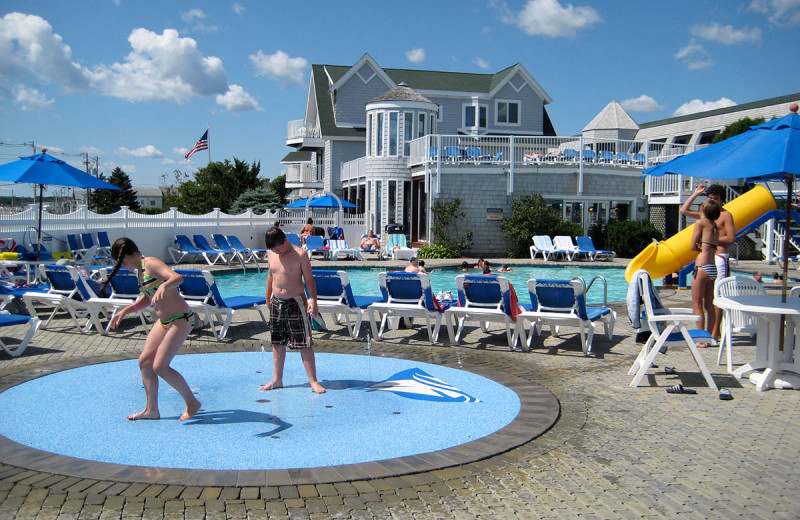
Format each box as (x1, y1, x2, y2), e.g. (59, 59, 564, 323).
(0, 205, 366, 262)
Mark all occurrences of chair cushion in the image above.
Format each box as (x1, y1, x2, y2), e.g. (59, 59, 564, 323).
(585, 307, 611, 320)
(665, 328, 714, 343)
(352, 295, 384, 308)
(0, 313, 31, 326)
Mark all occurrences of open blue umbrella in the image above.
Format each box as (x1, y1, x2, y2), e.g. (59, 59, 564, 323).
(0, 151, 121, 259)
(286, 194, 358, 209)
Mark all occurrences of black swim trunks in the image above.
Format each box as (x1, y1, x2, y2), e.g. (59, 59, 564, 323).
(270, 295, 313, 348)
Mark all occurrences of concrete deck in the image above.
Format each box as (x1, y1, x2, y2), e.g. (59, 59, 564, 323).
(1, 258, 798, 519)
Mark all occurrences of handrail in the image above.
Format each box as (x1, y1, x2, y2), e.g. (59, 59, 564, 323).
(572, 275, 609, 307)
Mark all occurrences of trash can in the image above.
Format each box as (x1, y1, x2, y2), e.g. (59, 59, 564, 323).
(385, 223, 406, 235)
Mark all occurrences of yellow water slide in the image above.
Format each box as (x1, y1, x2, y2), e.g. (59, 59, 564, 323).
(625, 184, 777, 282)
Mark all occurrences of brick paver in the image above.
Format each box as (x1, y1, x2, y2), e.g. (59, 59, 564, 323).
(1, 259, 798, 518)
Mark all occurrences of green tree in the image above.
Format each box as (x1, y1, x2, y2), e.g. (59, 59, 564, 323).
(606, 220, 663, 258)
(501, 193, 579, 257)
(88, 171, 113, 213)
(91, 167, 140, 213)
(175, 158, 263, 214)
(712, 117, 766, 143)
(230, 186, 283, 214)
(269, 174, 290, 205)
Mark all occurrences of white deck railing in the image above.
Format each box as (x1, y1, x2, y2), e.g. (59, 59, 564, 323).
(285, 162, 322, 184)
(287, 119, 321, 140)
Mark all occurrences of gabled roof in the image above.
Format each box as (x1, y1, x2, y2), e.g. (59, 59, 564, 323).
(281, 150, 313, 163)
(583, 101, 639, 131)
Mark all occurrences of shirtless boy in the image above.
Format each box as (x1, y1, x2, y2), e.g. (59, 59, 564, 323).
(680, 184, 735, 340)
(260, 227, 325, 394)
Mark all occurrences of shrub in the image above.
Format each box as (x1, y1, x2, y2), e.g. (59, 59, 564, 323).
(606, 220, 663, 258)
(417, 244, 459, 259)
(430, 199, 473, 257)
(501, 193, 582, 257)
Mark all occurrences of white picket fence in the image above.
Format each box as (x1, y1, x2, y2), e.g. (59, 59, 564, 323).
(0, 205, 367, 261)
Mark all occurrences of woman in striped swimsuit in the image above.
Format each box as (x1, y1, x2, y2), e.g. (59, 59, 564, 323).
(690, 201, 721, 347)
(103, 238, 201, 422)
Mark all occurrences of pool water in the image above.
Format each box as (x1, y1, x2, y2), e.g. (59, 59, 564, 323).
(215, 264, 629, 305)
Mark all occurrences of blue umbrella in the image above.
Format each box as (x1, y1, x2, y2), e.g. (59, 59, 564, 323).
(643, 109, 800, 302)
(0, 151, 121, 259)
(286, 194, 358, 209)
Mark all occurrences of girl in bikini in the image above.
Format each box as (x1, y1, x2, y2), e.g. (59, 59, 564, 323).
(102, 238, 201, 421)
(690, 200, 721, 345)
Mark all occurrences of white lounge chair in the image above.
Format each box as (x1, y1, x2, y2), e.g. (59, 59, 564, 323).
(385, 234, 418, 261)
(0, 312, 41, 357)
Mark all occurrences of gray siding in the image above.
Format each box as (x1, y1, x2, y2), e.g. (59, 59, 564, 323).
(334, 67, 392, 127)
(327, 140, 367, 193)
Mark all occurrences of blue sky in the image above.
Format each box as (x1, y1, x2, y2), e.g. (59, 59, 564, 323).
(1, 0, 798, 194)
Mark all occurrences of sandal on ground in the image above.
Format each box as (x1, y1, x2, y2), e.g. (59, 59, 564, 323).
(666, 384, 696, 394)
(719, 388, 733, 400)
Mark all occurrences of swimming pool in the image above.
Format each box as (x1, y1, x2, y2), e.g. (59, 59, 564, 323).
(215, 264, 629, 305)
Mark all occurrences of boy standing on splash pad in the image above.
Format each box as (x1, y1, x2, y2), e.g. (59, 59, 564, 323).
(260, 227, 325, 394)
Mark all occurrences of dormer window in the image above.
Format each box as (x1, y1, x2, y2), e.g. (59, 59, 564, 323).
(463, 103, 487, 130)
(496, 100, 520, 125)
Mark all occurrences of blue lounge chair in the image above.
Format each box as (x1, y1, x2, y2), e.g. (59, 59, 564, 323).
(80, 233, 109, 262)
(0, 312, 40, 357)
(615, 152, 632, 165)
(96, 231, 113, 258)
(516, 278, 616, 356)
(627, 270, 717, 389)
(576, 236, 616, 261)
(464, 146, 491, 163)
(304, 235, 328, 259)
(227, 235, 268, 262)
(599, 151, 615, 164)
(562, 149, 579, 162)
(632, 153, 646, 166)
(168, 234, 226, 265)
(193, 235, 231, 265)
(175, 269, 267, 340)
(443, 146, 462, 162)
(67, 234, 87, 261)
(360, 233, 380, 255)
(367, 271, 444, 344)
(285, 233, 302, 248)
(444, 274, 520, 349)
(312, 270, 383, 338)
(581, 149, 597, 162)
(21, 264, 83, 330)
(212, 233, 248, 265)
(73, 267, 149, 335)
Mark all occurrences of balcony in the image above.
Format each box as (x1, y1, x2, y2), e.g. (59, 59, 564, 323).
(284, 163, 323, 190)
(287, 119, 323, 150)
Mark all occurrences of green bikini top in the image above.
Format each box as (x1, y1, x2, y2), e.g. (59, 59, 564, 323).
(139, 260, 165, 297)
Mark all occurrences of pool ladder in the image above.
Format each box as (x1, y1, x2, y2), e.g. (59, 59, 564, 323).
(571, 275, 609, 307)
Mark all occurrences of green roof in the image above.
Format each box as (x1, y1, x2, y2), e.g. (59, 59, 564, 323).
(281, 150, 313, 163)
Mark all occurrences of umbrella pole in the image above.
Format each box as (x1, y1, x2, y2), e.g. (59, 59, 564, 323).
(779, 174, 793, 352)
(36, 184, 44, 262)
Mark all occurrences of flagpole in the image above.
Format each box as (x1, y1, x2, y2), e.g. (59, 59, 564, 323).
(207, 122, 211, 163)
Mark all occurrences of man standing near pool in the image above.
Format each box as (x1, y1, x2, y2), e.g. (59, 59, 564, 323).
(260, 227, 325, 394)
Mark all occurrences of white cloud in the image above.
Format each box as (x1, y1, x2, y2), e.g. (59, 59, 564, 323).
(216, 84, 262, 111)
(673, 97, 737, 117)
(503, 0, 601, 38)
(473, 57, 490, 70)
(115, 145, 163, 158)
(80, 146, 104, 156)
(88, 28, 229, 103)
(180, 9, 205, 23)
(690, 22, 761, 44)
(0, 13, 92, 90)
(750, 0, 800, 26)
(233, 3, 245, 15)
(406, 48, 425, 64)
(675, 40, 714, 70)
(250, 49, 308, 86)
(620, 95, 664, 113)
(174, 147, 188, 157)
(13, 85, 53, 111)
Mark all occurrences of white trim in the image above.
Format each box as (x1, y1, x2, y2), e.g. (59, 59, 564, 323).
(495, 99, 521, 127)
(462, 102, 488, 130)
(488, 64, 553, 105)
(329, 53, 394, 93)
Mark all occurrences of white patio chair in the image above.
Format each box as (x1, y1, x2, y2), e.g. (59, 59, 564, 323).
(714, 276, 765, 373)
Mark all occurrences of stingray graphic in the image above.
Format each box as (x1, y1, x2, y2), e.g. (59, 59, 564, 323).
(367, 368, 479, 402)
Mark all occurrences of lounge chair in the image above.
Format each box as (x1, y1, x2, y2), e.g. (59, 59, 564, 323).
(312, 270, 383, 338)
(575, 236, 616, 261)
(304, 235, 329, 259)
(326, 239, 362, 261)
(444, 274, 521, 349)
(464, 146, 491, 163)
(22, 264, 84, 330)
(193, 235, 232, 265)
(227, 235, 269, 261)
(285, 233, 302, 248)
(168, 234, 227, 265)
(385, 234, 418, 261)
(367, 271, 444, 344)
(0, 312, 40, 357)
(79, 233, 110, 262)
(632, 153, 646, 166)
(359, 233, 380, 255)
(212, 233, 249, 265)
(67, 234, 87, 261)
(581, 149, 597, 163)
(552, 236, 582, 261)
(515, 279, 616, 356)
(561, 149, 579, 163)
(529, 235, 568, 261)
(175, 269, 267, 340)
(72, 267, 150, 335)
(598, 151, 615, 164)
(443, 146, 462, 162)
(615, 152, 632, 165)
(627, 269, 718, 389)
(96, 231, 113, 259)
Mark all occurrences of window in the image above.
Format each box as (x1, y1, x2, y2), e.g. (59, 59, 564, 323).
(496, 101, 520, 125)
(377, 113, 384, 155)
(404, 112, 414, 155)
(389, 112, 398, 155)
(418, 113, 426, 138)
(463, 103, 487, 130)
(367, 114, 372, 156)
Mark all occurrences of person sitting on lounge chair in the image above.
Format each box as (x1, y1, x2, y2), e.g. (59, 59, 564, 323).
(360, 230, 380, 250)
(300, 218, 315, 245)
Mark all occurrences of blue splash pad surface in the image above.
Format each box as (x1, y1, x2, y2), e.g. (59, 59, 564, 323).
(0, 353, 520, 470)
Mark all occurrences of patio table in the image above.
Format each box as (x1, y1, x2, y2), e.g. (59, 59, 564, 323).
(714, 294, 800, 390)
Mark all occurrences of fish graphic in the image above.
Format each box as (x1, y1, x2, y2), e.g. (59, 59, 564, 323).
(368, 368, 479, 402)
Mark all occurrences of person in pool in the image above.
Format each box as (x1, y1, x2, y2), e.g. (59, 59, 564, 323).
(103, 237, 201, 421)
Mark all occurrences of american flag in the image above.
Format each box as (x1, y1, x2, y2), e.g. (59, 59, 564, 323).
(184, 130, 209, 160)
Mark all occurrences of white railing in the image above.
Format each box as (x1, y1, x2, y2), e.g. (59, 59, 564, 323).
(340, 157, 366, 182)
(0, 205, 365, 262)
(407, 134, 695, 168)
(645, 174, 683, 197)
(285, 162, 321, 184)
(287, 119, 321, 140)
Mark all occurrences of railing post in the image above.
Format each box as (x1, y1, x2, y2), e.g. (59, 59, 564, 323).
(508, 135, 515, 194)
(578, 135, 584, 194)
